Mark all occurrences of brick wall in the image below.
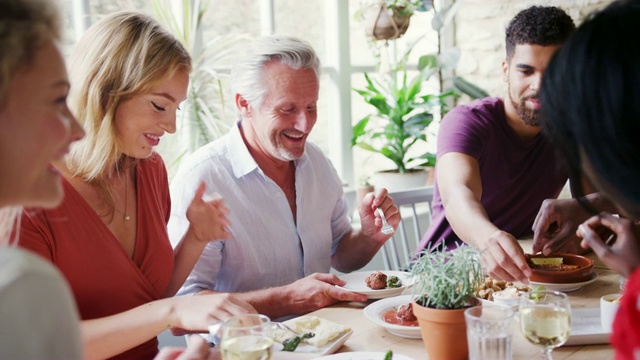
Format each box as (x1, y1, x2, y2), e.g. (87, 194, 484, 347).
(453, 0, 615, 100)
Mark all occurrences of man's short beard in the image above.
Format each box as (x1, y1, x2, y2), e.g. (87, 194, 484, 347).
(510, 94, 539, 126)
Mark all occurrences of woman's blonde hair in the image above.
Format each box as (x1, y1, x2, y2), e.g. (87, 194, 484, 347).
(65, 11, 191, 214)
(67, 11, 191, 180)
(0, 0, 62, 245)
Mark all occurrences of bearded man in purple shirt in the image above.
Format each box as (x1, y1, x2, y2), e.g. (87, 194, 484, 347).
(417, 6, 575, 284)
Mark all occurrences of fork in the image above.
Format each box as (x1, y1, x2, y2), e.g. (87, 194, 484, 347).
(207, 320, 298, 344)
(376, 207, 395, 235)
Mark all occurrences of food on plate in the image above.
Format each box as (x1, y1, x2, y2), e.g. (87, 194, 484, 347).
(526, 253, 594, 283)
(273, 316, 350, 348)
(528, 256, 580, 271)
(281, 332, 315, 352)
(475, 276, 531, 301)
(365, 271, 403, 290)
(382, 303, 419, 327)
(386, 275, 402, 288)
(366, 271, 388, 290)
(384, 350, 393, 360)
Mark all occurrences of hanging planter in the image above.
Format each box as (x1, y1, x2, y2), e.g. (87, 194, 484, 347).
(362, 3, 413, 41)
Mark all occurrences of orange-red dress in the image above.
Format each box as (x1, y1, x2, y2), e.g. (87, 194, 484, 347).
(612, 267, 640, 360)
(19, 154, 174, 360)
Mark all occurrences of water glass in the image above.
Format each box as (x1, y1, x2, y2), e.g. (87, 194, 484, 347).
(465, 306, 514, 360)
(217, 314, 273, 360)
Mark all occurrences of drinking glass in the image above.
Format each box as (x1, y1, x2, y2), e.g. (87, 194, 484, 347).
(465, 305, 514, 360)
(519, 290, 571, 360)
(218, 314, 273, 360)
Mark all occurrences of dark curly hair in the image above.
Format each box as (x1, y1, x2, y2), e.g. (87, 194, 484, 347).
(505, 6, 575, 61)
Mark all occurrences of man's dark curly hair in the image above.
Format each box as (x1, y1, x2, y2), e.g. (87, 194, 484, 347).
(505, 6, 575, 60)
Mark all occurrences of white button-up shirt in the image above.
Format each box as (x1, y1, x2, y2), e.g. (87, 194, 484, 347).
(168, 122, 352, 295)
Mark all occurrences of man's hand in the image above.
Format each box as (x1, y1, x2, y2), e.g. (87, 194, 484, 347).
(186, 182, 231, 243)
(282, 273, 368, 315)
(578, 213, 640, 277)
(532, 198, 591, 255)
(358, 188, 400, 243)
(480, 230, 531, 283)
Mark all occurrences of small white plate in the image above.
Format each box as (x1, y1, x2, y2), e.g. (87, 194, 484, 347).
(336, 271, 414, 299)
(310, 352, 415, 360)
(529, 273, 598, 292)
(363, 295, 421, 339)
(273, 330, 353, 359)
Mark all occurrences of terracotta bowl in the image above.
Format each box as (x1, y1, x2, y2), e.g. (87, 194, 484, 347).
(526, 253, 594, 284)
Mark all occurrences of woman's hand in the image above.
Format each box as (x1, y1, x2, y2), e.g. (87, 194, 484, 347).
(186, 182, 231, 243)
(533, 198, 592, 255)
(170, 293, 256, 335)
(578, 213, 640, 277)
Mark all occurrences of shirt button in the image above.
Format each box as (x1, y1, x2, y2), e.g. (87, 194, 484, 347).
(276, 192, 282, 197)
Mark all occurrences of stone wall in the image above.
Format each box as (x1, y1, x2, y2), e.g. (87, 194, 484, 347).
(453, 0, 615, 100)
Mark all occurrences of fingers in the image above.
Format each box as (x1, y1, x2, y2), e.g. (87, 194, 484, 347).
(483, 234, 531, 283)
(178, 336, 211, 360)
(327, 286, 368, 303)
(310, 272, 346, 286)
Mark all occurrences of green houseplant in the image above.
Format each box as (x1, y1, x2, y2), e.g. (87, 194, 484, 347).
(359, 0, 433, 41)
(351, 57, 457, 175)
(409, 244, 484, 359)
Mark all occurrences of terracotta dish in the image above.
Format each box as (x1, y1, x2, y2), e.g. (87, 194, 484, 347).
(526, 253, 594, 284)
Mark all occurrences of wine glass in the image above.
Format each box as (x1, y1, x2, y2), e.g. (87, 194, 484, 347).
(218, 314, 273, 360)
(519, 290, 571, 360)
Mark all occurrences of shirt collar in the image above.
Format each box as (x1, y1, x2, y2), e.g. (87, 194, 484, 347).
(227, 121, 310, 179)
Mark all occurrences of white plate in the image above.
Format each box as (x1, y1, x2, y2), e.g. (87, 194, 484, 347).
(310, 352, 415, 360)
(273, 330, 353, 359)
(564, 307, 610, 346)
(529, 273, 598, 292)
(363, 295, 421, 339)
(336, 271, 414, 299)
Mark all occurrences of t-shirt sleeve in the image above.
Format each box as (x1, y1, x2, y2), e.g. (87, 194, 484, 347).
(437, 105, 486, 161)
(18, 211, 56, 263)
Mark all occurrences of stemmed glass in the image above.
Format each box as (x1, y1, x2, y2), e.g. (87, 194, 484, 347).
(218, 314, 274, 360)
(519, 290, 571, 360)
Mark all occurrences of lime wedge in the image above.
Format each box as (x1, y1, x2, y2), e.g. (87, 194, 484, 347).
(530, 257, 563, 266)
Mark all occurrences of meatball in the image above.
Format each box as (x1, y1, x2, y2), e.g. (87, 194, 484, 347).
(396, 303, 417, 321)
(365, 271, 387, 290)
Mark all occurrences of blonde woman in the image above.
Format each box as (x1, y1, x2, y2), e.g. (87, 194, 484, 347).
(0, 0, 84, 358)
(19, 11, 255, 360)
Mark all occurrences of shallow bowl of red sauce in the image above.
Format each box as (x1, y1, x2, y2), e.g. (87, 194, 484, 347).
(526, 253, 594, 284)
(363, 295, 422, 339)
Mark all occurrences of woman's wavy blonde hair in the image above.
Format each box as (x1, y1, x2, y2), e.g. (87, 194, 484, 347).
(0, 0, 61, 245)
(65, 11, 191, 213)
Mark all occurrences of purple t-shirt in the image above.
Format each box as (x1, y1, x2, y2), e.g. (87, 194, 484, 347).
(417, 97, 568, 253)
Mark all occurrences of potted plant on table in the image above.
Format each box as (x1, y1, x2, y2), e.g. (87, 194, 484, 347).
(409, 244, 484, 360)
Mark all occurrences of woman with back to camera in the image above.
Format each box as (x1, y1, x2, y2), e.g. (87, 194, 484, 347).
(0, 0, 85, 357)
(539, 0, 640, 356)
(18, 10, 255, 360)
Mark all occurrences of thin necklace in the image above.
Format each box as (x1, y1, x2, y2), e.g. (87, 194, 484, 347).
(123, 172, 130, 222)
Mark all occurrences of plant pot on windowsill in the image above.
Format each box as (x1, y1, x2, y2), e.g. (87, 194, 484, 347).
(409, 244, 484, 360)
(371, 167, 431, 193)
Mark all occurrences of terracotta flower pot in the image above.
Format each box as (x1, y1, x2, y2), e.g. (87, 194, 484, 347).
(412, 298, 480, 360)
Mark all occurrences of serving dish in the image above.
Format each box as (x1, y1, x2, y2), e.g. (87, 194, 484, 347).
(564, 307, 611, 346)
(363, 295, 421, 339)
(310, 352, 415, 360)
(336, 271, 414, 300)
(526, 253, 594, 284)
(529, 272, 598, 292)
(273, 329, 353, 359)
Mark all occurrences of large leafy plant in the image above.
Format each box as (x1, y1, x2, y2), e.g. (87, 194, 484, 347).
(410, 244, 483, 309)
(352, 0, 488, 174)
(352, 59, 457, 173)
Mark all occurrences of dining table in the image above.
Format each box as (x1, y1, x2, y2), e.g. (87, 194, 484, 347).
(306, 239, 619, 359)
